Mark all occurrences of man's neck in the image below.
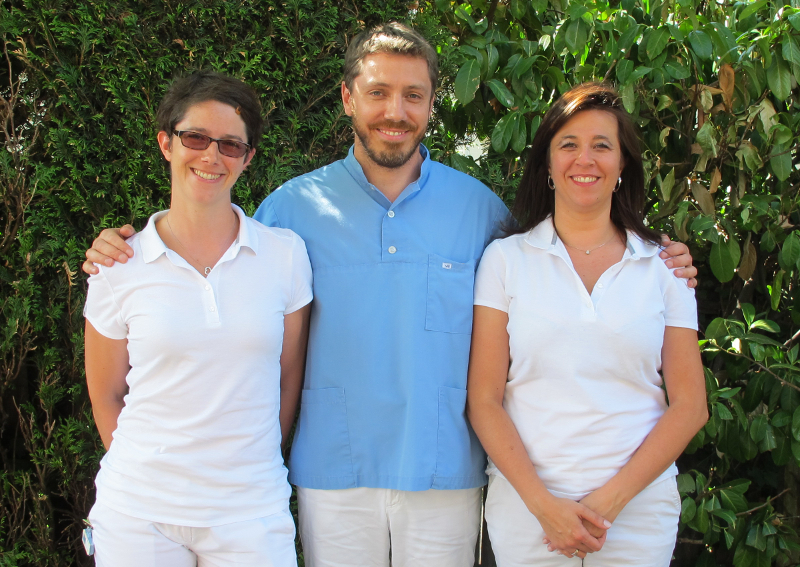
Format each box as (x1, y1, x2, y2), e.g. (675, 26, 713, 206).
(354, 143, 424, 203)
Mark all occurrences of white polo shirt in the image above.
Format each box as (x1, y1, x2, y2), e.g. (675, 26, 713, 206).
(84, 205, 313, 526)
(474, 218, 697, 496)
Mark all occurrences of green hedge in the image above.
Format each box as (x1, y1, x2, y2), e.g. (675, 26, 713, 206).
(2, 1, 799, 566)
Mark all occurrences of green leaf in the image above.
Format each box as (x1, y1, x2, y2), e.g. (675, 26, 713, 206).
(720, 489, 749, 513)
(486, 45, 499, 78)
(491, 112, 516, 153)
(616, 58, 633, 84)
(783, 36, 800, 67)
(696, 121, 718, 157)
(790, 12, 800, 31)
(617, 25, 641, 52)
(511, 113, 527, 154)
(454, 59, 481, 105)
(681, 497, 697, 522)
(770, 270, 783, 311)
(487, 79, 515, 108)
(792, 406, 800, 440)
(688, 30, 713, 60)
(660, 168, 675, 201)
(710, 236, 741, 283)
(770, 143, 792, 181)
(750, 414, 768, 442)
(677, 473, 696, 494)
(628, 66, 653, 84)
(742, 303, 755, 327)
(705, 318, 729, 342)
(711, 507, 738, 526)
(773, 429, 791, 465)
(621, 82, 636, 113)
(510, 0, 527, 19)
(740, 0, 768, 20)
(664, 60, 691, 80)
(746, 524, 767, 551)
(766, 55, 792, 101)
(743, 333, 783, 347)
(734, 541, 771, 567)
(646, 26, 670, 60)
(750, 320, 780, 333)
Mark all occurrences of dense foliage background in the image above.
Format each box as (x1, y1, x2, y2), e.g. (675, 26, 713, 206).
(2, 0, 799, 565)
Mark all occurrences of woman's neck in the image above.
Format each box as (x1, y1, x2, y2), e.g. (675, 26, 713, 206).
(553, 206, 620, 249)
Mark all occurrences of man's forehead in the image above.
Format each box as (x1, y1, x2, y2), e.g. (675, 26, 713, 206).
(356, 53, 431, 89)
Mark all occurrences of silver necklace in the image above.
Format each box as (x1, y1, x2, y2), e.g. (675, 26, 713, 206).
(556, 228, 618, 255)
(166, 212, 238, 276)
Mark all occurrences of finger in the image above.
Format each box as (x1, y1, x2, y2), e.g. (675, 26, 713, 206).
(91, 238, 132, 264)
(687, 277, 698, 289)
(119, 224, 136, 238)
(576, 550, 587, 559)
(81, 259, 99, 275)
(96, 227, 135, 258)
(86, 246, 121, 267)
(578, 505, 612, 533)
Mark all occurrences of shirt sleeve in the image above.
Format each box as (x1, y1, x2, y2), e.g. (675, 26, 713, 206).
(474, 240, 511, 313)
(83, 268, 128, 339)
(254, 194, 281, 228)
(285, 232, 313, 314)
(662, 267, 698, 330)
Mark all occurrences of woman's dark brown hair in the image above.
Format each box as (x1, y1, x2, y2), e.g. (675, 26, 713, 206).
(508, 82, 661, 245)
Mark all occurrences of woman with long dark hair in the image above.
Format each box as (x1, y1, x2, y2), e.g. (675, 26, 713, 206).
(467, 83, 707, 566)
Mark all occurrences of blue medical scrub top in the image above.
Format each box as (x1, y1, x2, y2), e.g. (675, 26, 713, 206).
(254, 145, 508, 491)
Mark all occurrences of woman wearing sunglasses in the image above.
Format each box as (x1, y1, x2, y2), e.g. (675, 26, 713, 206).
(83, 71, 311, 566)
(467, 83, 707, 566)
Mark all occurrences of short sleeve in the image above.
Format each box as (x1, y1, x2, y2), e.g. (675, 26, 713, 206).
(254, 194, 281, 228)
(83, 269, 128, 339)
(474, 240, 510, 313)
(285, 233, 313, 314)
(663, 268, 698, 330)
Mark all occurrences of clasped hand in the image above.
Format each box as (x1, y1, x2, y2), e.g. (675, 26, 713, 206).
(536, 494, 613, 560)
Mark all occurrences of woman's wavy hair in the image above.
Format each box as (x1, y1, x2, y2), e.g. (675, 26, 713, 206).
(508, 82, 661, 245)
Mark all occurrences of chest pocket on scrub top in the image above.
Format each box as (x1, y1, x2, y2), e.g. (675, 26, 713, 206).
(425, 254, 476, 334)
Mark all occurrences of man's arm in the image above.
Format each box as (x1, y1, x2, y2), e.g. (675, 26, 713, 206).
(82, 225, 136, 275)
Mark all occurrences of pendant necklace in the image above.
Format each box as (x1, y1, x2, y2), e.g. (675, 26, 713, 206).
(166, 212, 238, 276)
(555, 227, 617, 255)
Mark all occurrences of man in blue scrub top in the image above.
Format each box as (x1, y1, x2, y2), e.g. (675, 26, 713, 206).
(83, 22, 697, 567)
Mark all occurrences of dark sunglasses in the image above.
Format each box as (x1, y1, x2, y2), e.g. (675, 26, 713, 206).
(173, 130, 252, 158)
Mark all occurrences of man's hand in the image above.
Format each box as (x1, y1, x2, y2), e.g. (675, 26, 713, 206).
(660, 235, 697, 288)
(82, 225, 137, 275)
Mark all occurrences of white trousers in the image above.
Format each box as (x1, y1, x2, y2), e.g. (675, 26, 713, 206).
(485, 475, 680, 567)
(88, 500, 297, 567)
(297, 486, 482, 567)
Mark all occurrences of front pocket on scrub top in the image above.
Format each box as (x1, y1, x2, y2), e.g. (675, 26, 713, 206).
(289, 387, 354, 480)
(425, 254, 476, 334)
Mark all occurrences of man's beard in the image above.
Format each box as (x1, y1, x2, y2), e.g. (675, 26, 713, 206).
(353, 118, 427, 169)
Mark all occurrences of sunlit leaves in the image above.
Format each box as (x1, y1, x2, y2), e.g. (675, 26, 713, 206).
(710, 236, 742, 282)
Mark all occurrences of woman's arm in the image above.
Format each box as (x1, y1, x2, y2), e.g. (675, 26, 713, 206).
(467, 305, 611, 556)
(575, 326, 708, 525)
(85, 321, 130, 450)
(279, 303, 311, 450)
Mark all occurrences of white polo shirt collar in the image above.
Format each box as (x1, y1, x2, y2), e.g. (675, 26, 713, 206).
(523, 216, 661, 261)
(139, 204, 258, 265)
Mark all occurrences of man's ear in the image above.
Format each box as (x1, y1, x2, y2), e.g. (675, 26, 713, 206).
(341, 81, 354, 117)
(157, 131, 172, 162)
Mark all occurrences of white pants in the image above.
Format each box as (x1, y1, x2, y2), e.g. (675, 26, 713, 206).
(88, 500, 297, 567)
(297, 486, 482, 567)
(485, 475, 680, 567)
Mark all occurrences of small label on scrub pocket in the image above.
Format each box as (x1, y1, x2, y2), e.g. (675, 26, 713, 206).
(442, 263, 452, 269)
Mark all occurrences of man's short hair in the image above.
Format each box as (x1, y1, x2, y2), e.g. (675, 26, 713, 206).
(156, 70, 264, 149)
(343, 22, 438, 93)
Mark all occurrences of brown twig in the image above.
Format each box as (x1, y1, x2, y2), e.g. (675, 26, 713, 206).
(736, 488, 791, 517)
